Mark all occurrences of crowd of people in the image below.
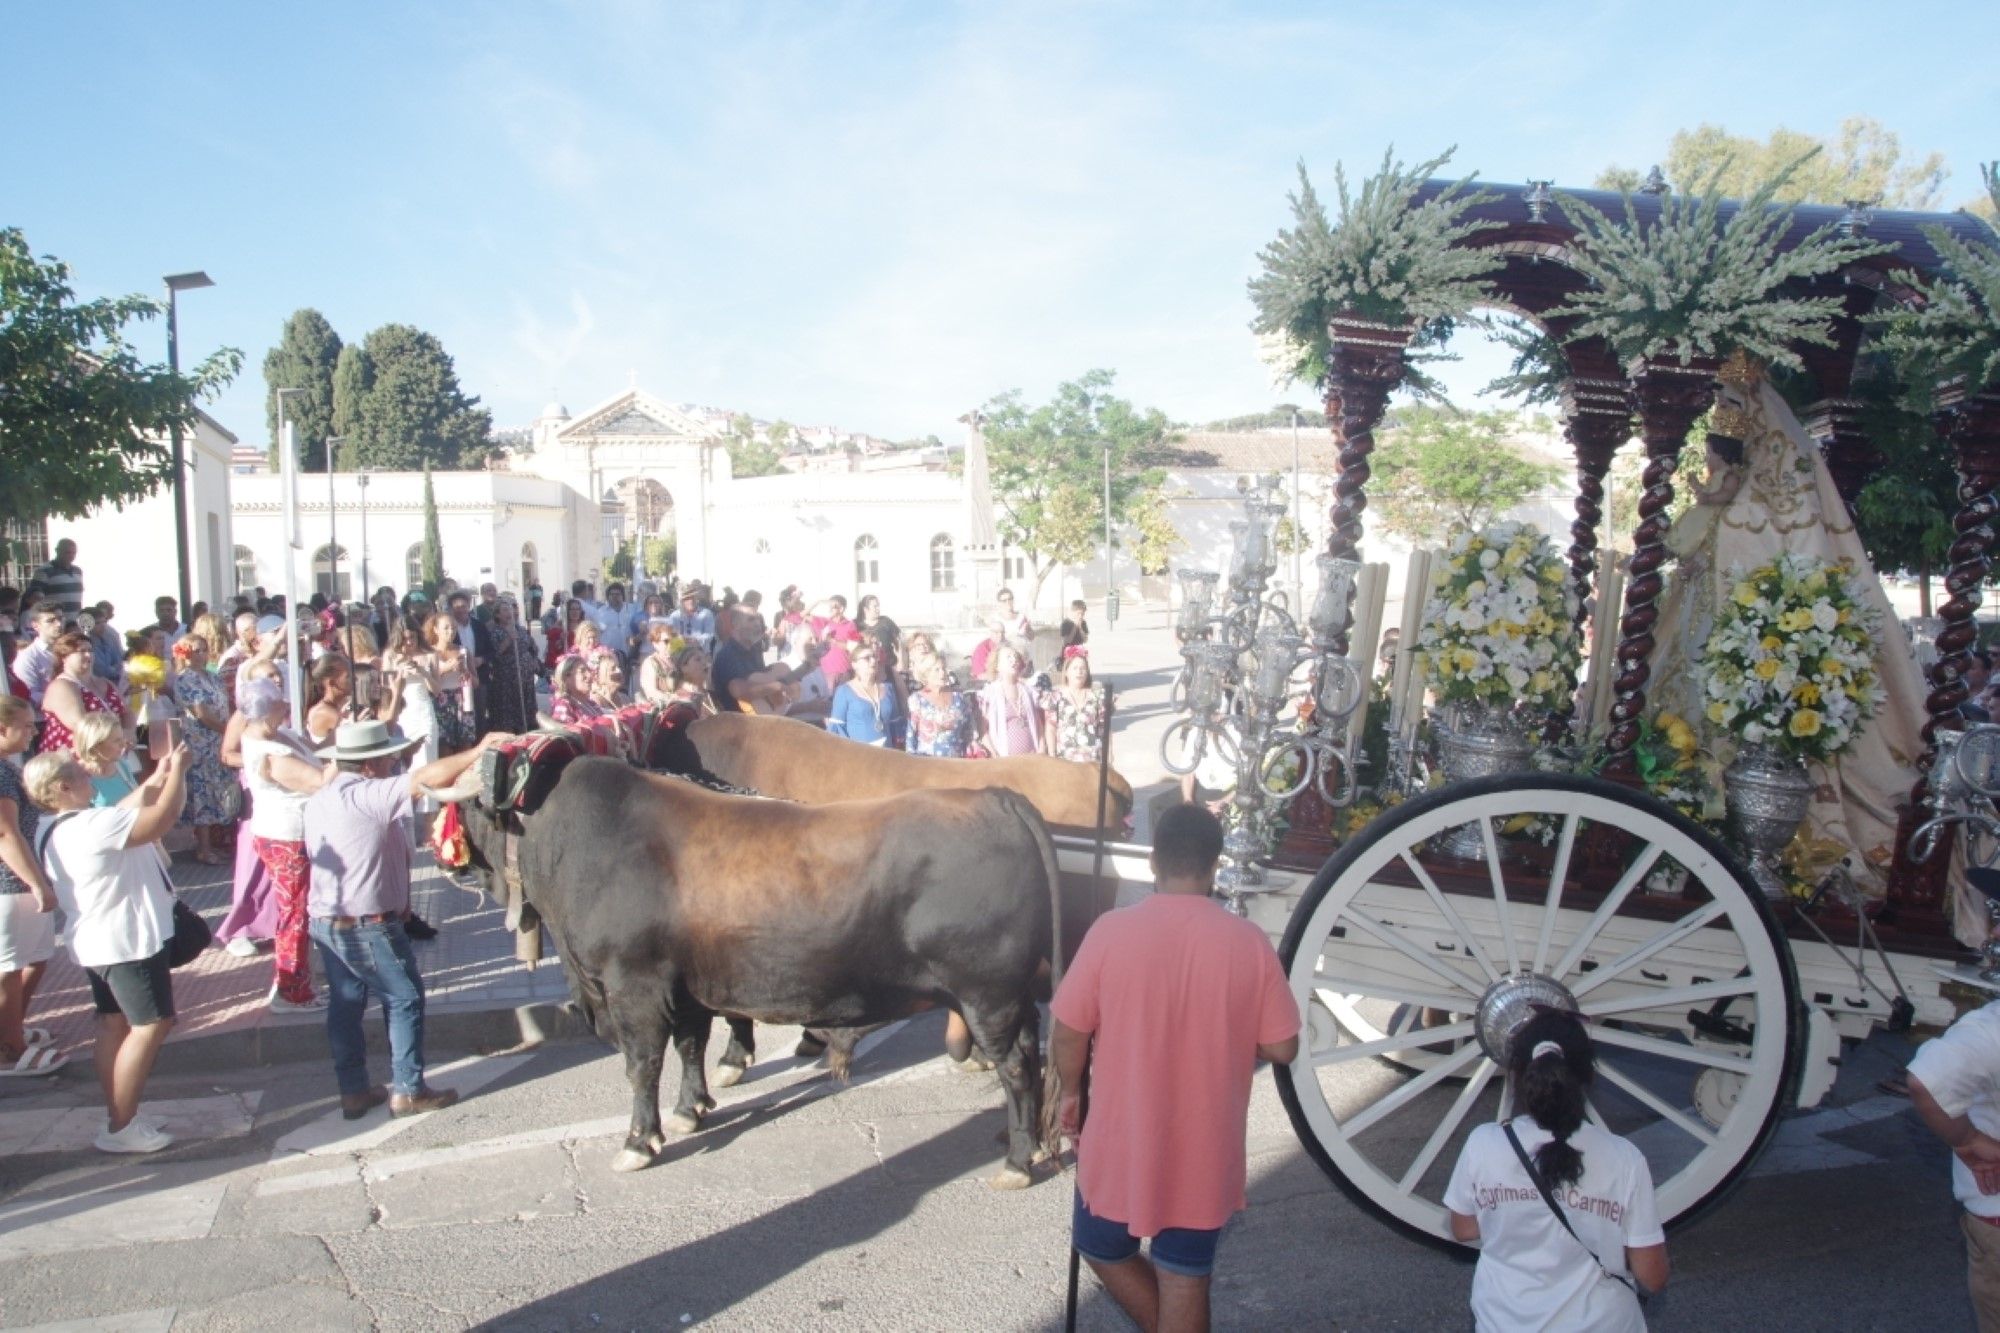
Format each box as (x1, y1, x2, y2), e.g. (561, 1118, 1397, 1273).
(0, 537, 1115, 1149)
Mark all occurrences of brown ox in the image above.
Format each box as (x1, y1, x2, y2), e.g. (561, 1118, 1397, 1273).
(687, 712, 1133, 831)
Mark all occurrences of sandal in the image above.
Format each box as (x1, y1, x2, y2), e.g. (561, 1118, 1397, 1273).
(22, 1027, 51, 1048)
(0, 1045, 68, 1077)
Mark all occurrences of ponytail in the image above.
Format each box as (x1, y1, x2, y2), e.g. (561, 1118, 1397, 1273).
(1511, 1010, 1593, 1189)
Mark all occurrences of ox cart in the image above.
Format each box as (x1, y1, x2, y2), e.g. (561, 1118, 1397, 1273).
(1046, 172, 2000, 1252)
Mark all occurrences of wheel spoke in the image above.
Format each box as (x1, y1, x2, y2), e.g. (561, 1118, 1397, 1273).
(1398, 1057, 1497, 1194)
(1591, 1024, 1752, 1074)
(1343, 1043, 1485, 1137)
(1596, 1059, 1719, 1147)
(1551, 842, 1665, 981)
(1481, 820, 1520, 976)
(1312, 1019, 1478, 1067)
(1531, 813, 1581, 974)
(1333, 905, 1488, 998)
(1570, 900, 1728, 999)
(1313, 976, 1468, 1013)
(1579, 977, 1759, 1021)
(1397, 853, 1502, 984)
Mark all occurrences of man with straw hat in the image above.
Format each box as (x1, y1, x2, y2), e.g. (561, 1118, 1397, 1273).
(266, 719, 511, 1119)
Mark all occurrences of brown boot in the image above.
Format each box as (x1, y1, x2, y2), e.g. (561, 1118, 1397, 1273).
(340, 1087, 389, 1121)
(389, 1087, 460, 1117)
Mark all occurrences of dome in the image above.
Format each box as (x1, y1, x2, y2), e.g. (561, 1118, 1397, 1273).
(539, 400, 570, 421)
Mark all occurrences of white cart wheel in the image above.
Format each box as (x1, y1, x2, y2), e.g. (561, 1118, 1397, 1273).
(1275, 773, 1801, 1250)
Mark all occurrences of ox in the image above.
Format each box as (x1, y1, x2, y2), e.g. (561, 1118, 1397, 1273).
(442, 754, 1064, 1187)
(686, 712, 1134, 831)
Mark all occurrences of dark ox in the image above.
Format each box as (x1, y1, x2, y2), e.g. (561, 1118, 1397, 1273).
(445, 755, 1064, 1186)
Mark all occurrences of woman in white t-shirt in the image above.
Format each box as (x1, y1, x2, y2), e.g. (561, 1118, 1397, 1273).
(1445, 1011, 1670, 1331)
(240, 678, 324, 1014)
(26, 744, 189, 1153)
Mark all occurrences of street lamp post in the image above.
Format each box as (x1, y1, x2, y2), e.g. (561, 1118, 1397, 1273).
(163, 270, 214, 613)
(357, 470, 371, 601)
(325, 437, 345, 601)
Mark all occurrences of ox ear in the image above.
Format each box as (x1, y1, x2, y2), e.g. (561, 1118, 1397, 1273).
(419, 770, 483, 805)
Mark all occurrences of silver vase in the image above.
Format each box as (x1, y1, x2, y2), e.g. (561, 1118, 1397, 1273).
(1435, 704, 1535, 859)
(1724, 743, 1814, 901)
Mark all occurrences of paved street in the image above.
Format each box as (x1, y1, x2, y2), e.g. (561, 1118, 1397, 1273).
(0, 1009, 1974, 1331)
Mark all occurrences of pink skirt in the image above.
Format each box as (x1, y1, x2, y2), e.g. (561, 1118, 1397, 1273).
(214, 780, 278, 943)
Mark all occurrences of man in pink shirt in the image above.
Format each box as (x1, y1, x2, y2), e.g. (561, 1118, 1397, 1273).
(1051, 803, 1301, 1332)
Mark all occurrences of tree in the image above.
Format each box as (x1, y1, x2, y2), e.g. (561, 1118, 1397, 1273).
(720, 413, 786, 478)
(331, 342, 372, 441)
(262, 308, 341, 470)
(1368, 407, 1562, 541)
(981, 370, 1171, 604)
(346, 324, 493, 470)
(1595, 117, 1947, 209)
(603, 533, 676, 584)
(0, 229, 242, 533)
(418, 463, 443, 598)
(1128, 485, 1183, 575)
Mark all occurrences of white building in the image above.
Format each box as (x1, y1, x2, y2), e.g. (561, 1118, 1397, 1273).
(34, 410, 241, 622)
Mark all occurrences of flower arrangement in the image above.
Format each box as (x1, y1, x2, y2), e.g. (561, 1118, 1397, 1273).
(1413, 521, 1582, 718)
(1551, 154, 1890, 371)
(1248, 146, 1501, 390)
(1697, 552, 1885, 762)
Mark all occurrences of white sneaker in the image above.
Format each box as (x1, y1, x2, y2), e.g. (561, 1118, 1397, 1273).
(224, 937, 260, 958)
(95, 1119, 173, 1154)
(269, 993, 328, 1014)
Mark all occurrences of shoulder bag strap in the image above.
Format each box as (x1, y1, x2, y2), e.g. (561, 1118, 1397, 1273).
(1502, 1122, 1641, 1300)
(33, 808, 81, 861)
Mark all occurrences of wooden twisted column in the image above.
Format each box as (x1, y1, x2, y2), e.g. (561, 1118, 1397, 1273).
(1320, 317, 1413, 652)
(1891, 390, 2000, 918)
(1601, 358, 1719, 777)
(1559, 380, 1635, 628)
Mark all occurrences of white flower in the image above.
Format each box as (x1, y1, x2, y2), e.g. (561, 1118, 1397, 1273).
(1479, 549, 1500, 570)
(1743, 722, 1768, 744)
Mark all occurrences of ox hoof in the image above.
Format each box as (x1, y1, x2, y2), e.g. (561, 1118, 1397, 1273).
(954, 1054, 996, 1074)
(611, 1148, 655, 1173)
(667, 1111, 703, 1135)
(987, 1165, 1034, 1191)
(712, 1062, 746, 1089)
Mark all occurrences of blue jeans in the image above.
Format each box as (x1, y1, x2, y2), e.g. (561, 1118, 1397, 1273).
(309, 918, 428, 1097)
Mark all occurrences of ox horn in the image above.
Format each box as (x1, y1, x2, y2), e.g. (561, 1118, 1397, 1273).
(419, 770, 483, 805)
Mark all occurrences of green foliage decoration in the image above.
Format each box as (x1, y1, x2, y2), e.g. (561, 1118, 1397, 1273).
(1248, 147, 1503, 391)
(1551, 154, 1892, 371)
(1869, 162, 2000, 398)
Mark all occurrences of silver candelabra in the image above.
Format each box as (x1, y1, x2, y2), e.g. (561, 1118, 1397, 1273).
(1161, 476, 1368, 914)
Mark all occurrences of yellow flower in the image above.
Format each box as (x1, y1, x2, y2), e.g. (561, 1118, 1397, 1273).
(1792, 682, 1821, 704)
(1789, 709, 1823, 738)
(1666, 722, 1697, 753)
(1707, 701, 1728, 724)
(1760, 634, 1783, 652)
(1754, 658, 1780, 680)
(1732, 582, 1758, 607)
(1777, 609, 1815, 633)
(1820, 657, 1845, 677)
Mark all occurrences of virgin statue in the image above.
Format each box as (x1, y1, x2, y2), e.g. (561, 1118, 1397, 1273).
(1642, 359, 1969, 936)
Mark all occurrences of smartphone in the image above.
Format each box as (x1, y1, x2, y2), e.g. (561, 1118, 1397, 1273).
(153, 717, 179, 756)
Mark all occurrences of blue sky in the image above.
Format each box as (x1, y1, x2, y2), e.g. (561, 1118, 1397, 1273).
(8, 1, 1997, 446)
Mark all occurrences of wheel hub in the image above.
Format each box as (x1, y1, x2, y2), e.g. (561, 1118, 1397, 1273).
(1474, 973, 1579, 1063)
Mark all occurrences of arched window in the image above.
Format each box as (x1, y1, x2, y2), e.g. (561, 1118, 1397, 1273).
(405, 543, 426, 593)
(929, 534, 955, 593)
(312, 544, 351, 602)
(853, 534, 880, 588)
(233, 545, 258, 594)
(520, 541, 539, 592)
